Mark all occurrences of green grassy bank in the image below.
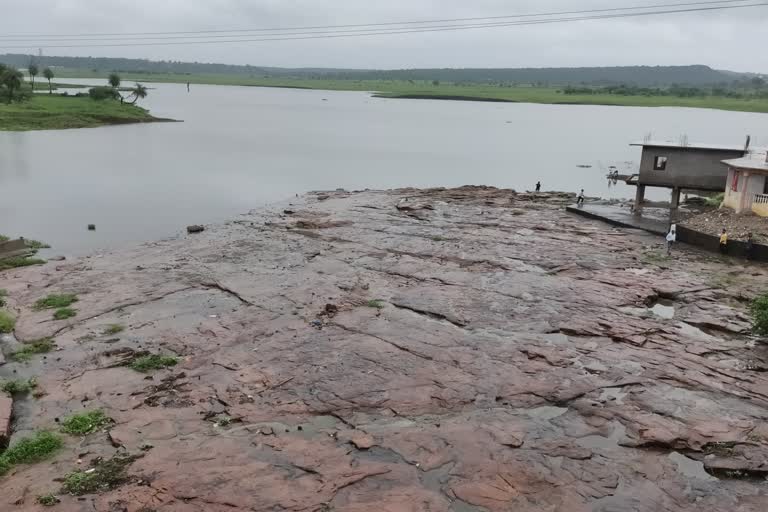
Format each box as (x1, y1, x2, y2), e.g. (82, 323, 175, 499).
(53, 69, 768, 113)
(0, 95, 164, 131)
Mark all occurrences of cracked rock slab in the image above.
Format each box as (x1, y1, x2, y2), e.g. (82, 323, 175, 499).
(1, 187, 767, 512)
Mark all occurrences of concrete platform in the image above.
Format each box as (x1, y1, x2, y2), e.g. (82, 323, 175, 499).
(566, 204, 668, 235)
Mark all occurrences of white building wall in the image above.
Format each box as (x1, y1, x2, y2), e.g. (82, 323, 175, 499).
(723, 168, 739, 209)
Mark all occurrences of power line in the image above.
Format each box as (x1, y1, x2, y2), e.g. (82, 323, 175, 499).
(0, 2, 765, 49)
(0, 0, 754, 39)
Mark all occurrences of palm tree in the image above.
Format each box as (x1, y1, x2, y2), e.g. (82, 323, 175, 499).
(1, 67, 24, 103)
(43, 67, 54, 94)
(108, 73, 121, 89)
(28, 63, 39, 90)
(126, 83, 148, 104)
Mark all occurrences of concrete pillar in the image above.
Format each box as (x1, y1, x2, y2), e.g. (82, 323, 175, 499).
(669, 187, 681, 223)
(633, 185, 646, 216)
(738, 172, 750, 214)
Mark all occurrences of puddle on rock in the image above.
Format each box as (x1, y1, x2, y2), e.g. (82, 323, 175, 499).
(669, 452, 718, 481)
(599, 387, 627, 405)
(650, 301, 675, 320)
(451, 499, 490, 512)
(522, 406, 568, 421)
(677, 322, 719, 342)
(576, 422, 627, 450)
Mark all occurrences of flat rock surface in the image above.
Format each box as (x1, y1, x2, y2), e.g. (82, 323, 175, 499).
(1, 187, 768, 511)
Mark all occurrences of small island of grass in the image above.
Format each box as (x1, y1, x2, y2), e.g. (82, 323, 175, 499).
(0, 65, 170, 131)
(0, 95, 162, 131)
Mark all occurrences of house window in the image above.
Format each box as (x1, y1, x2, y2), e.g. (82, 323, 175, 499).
(653, 156, 668, 171)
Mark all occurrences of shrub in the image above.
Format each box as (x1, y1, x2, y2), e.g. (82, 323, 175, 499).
(705, 193, 725, 207)
(0, 310, 15, 333)
(749, 293, 768, 335)
(1, 378, 37, 395)
(37, 494, 60, 506)
(88, 86, 120, 101)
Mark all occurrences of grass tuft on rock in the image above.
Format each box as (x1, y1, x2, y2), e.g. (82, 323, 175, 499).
(53, 307, 77, 321)
(0, 256, 46, 271)
(37, 494, 60, 506)
(0, 289, 6, 308)
(129, 354, 178, 373)
(1, 378, 37, 396)
(0, 431, 63, 475)
(749, 293, 768, 336)
(0, 310, 15, 333)
(25, 239, 51, 250)
(12, 338, 55, 362)
(365, 299, 386, 309)
(104, 324, 125, 335)
(60, 410, 112, 435)
(34, 293, 78, 310)
(61, 455, 139, 495)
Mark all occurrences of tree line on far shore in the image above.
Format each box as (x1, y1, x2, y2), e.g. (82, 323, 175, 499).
(0, 62, 147, 105)
(562, 78, 768, 100)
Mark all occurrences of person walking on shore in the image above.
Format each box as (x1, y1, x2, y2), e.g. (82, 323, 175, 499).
(666, 224, 676, 256)
(719, 229, 729, 255)
(535, 181, 541, 193)
(577, 189, 585, 207)
(746, 232, 755, 261)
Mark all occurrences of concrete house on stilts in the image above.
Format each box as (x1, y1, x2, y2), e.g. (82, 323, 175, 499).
(630, 137, 751, 219)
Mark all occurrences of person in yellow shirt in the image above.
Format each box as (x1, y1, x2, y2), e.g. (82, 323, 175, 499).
(719, 229, 728, 254)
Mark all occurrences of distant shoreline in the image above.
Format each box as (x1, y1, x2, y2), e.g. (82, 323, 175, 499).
(50, 70, 768, 114)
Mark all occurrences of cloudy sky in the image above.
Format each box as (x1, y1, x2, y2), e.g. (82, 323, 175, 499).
(1, 0, 766, 72)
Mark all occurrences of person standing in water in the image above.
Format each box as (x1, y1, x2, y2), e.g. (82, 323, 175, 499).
(666, 224, 676, 255)
(719, 229, 729, 255)
(535, 181, 541, 193)
(187, 82, 190, 92)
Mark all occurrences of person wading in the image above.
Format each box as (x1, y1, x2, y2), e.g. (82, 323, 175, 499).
(719, 229, 729, 255)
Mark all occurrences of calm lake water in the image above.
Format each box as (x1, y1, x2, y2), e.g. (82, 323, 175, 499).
(2, 79, 768, 256)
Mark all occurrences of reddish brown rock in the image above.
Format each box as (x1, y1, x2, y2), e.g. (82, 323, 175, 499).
(1, 187, 767, 511)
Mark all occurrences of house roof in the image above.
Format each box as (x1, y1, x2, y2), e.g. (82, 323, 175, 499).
(630, 141, 747, 152)
(722, 150, 768, 172)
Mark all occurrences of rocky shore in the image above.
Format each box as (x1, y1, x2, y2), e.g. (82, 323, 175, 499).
(1, 186, 767, 511)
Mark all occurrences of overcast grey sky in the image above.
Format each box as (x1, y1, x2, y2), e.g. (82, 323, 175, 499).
(1, 0, 766, 72)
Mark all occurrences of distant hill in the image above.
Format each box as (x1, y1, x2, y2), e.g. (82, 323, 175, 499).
(0, 53, 756, 87)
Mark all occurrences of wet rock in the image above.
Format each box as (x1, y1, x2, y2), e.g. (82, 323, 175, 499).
(3, 186, 768, 511)
(187, 225, 205, 234)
